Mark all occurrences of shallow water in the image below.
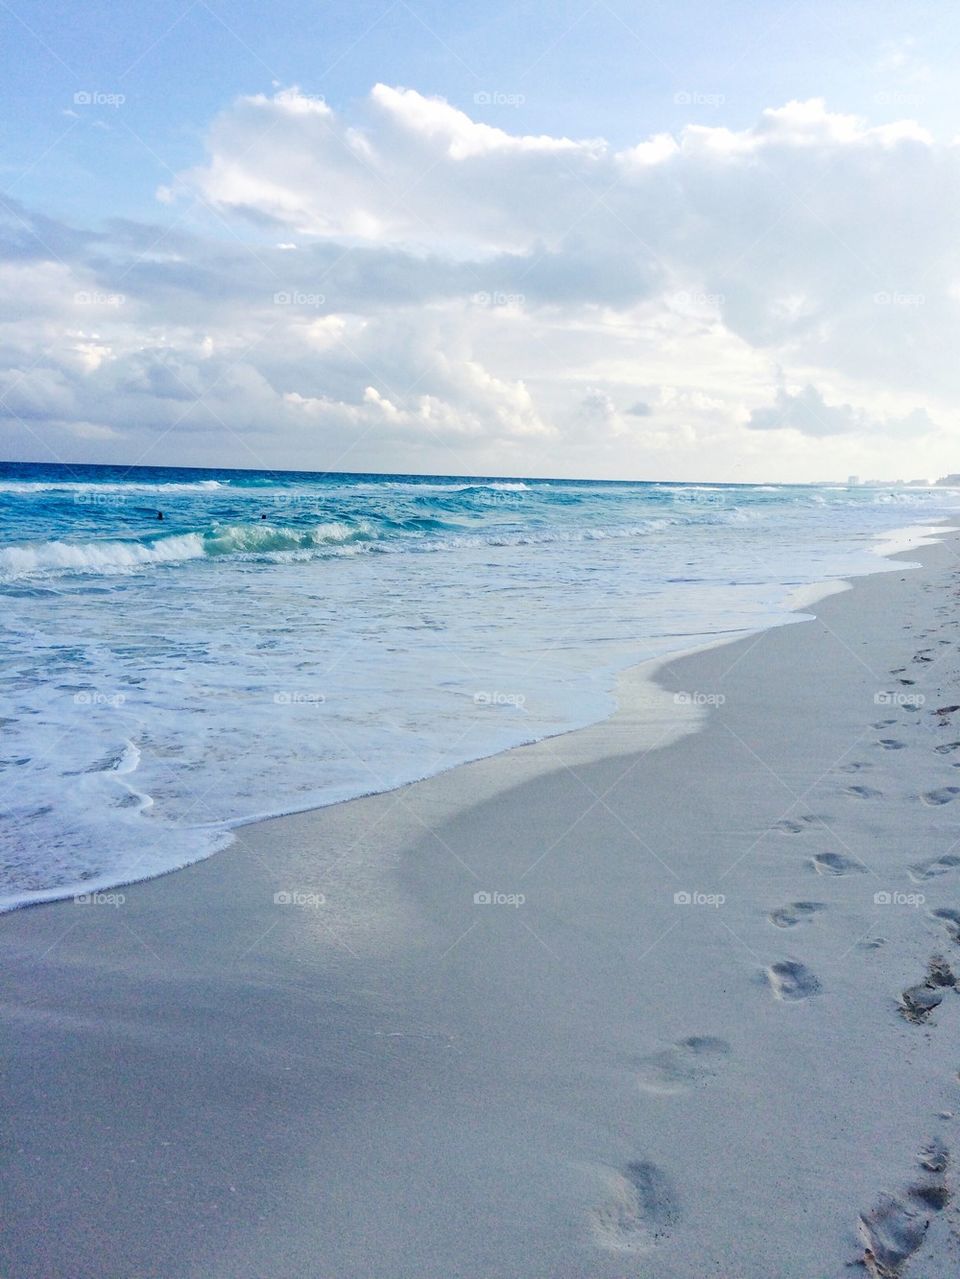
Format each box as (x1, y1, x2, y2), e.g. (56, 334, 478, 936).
(1, 461, 957, 908)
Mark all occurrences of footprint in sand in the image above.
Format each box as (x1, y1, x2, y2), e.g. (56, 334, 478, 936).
(874, 718, 899, 728)
(766, 960, 821, 1001)
(768, 901, 827, 929)
(846, 784, 884, 799)
(899, 956, 955, 1023)
(771, 815, 821, 834)
(859, 1144, 950, 1277)
(878, 739, 908, 751)
(921, 786, 960, 806)
(930, 908, 960, 942)
(919, 1137, 949, 1176)
(838, 761, 872, 774)
(635, 1036, 731, 1095)
(859, 1193, 940, 1276)
(591, 1161, 680, 1252)
(933, 741, 960, 755)
(811, 852, 867, 876)
(909, 854, 960, 881)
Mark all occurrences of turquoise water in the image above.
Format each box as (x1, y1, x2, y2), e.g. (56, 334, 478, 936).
(2, 461, 957, 909)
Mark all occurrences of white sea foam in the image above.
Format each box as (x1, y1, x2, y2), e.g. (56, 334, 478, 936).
(0, 479, 225, 494)
(0, 533, 207, 578)
(4, 472, 960, 911)
(0, 522, 376, 580)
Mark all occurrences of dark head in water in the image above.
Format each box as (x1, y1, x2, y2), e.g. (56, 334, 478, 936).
(157, 511, 164, 520)
(261, 513, 267, 519)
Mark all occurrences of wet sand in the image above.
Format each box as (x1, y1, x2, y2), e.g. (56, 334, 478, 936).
(4, 537, 960, 1278)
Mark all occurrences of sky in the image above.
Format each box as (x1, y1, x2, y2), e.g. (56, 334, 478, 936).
(1, 0, 959, 481)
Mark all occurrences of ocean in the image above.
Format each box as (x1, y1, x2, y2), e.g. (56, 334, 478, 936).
(2, 460, 957, 910)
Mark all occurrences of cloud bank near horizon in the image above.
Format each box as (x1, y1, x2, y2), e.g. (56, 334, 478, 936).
(1, 85, 956, 480)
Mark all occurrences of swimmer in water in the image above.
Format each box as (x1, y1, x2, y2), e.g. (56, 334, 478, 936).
(157, 511, 164, 520)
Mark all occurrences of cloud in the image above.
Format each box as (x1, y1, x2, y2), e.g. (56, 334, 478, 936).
(0, 90, 957, 479)
(746, 384, 863, 436)
(747, 383, 941, 439)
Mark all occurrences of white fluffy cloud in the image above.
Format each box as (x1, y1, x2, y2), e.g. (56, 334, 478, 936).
(2, 86, 958, 480)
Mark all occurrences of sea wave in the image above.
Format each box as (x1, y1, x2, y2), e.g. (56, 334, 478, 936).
(0, 508, 768, 580)
(0, 479, 225, 495)
(0, 521, 375, 579)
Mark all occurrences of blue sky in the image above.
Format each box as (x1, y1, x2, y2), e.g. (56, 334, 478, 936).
(2, 1, 959, 479)
(5, 0, 957, 224)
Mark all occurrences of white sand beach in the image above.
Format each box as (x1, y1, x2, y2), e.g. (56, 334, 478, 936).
(5, 537, 960, 1278)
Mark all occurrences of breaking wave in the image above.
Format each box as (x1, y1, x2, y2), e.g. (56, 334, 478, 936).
(0, 521, 374, 580)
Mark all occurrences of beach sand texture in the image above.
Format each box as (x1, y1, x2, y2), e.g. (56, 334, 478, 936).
(4, 538, 960, 1278)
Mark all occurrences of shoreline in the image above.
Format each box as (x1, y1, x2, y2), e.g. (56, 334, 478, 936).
(2, 519, 949, 915)
(5, 532, 960, 1277)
